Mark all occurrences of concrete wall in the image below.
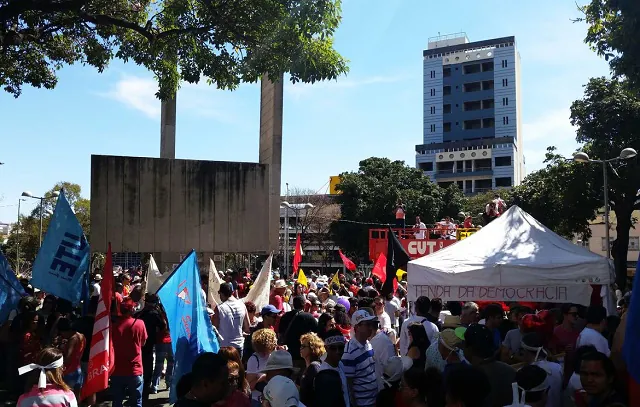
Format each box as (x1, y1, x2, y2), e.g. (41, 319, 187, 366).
(90, 155, 272, 254)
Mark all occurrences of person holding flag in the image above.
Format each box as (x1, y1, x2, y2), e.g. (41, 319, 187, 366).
(157, 250, 219, 402)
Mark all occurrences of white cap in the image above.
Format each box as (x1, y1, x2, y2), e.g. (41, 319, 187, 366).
(351, 309, 378, 327)
(263, 376, 301, 407)
(274, 279, 287, 289)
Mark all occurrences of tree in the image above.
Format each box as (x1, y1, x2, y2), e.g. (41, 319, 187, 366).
(1, 181, 89, 272)
(511, 147, 601, 240)
(284, 187, 340, 271)
(0, 0, 348, 99)
(439, 183, 465, 221)
(569, 77, 640, 289)
(330, 157, 444, 262)
(579, 0, 640, 91)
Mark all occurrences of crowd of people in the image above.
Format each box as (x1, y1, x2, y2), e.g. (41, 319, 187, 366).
(0, 265, 633, 407)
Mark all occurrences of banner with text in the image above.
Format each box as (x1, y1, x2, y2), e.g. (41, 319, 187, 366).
(411, 284, 593, 305)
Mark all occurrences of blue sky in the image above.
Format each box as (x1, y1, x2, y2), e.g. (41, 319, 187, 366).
(0, 0, 610, 223)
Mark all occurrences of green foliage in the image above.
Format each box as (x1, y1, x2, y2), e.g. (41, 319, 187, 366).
(569, 77, 640, 288)
(579, 1, 640, 91)
(0, 0, 349, 99)
(330, 157, 445, 262)
(438, 183, 465, 221)
(511, 147, 601, 240)
(462, 189, 514, 226)
(1, 181, 89, 273)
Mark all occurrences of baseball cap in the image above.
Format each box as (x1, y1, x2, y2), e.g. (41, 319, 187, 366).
(351, 309, 378, 327)
(94, 274, 103, 281)
(382, 356, 413, 384)
(262, 376, 302, 407)
(261, 304, 280, 316)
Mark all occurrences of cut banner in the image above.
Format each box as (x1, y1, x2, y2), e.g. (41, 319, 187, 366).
(31, 190, 90, 305)
(242, 254, 272, 310)
(158, 250, 218, 403)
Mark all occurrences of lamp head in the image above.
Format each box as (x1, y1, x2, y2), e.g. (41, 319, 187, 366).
(620, 148, 637, 160)
(21, 191, 33, 198)
(304, 203, 315, 209)
(573, 152, 591, 163)
(281, 201, 292, 209)
(51, 191, 60, 197)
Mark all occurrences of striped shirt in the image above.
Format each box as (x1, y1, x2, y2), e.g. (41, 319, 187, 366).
(17, 384, 78, 407)
(341, 338, 378, 407)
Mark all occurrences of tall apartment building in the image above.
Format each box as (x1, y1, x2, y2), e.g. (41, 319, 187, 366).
(416, 33, 524, 194)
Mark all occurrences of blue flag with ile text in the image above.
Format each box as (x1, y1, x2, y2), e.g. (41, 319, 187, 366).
(31, 191, 90, 305)
(0, 250, 27, 324)
(157, 250, 218, 402)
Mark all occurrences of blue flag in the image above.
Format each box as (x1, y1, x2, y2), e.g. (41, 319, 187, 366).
(157, 250, 218, 402)
(31, 191, 90, 305)
(623, 252, 640, 382)
(0, 250, 27, 324)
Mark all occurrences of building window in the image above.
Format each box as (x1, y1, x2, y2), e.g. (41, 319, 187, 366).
(503, 116, 509, 125)
(463, 119, 482, 130)
(463, 101, 481, 111)
(430, 106, 436, 114)
(482, 99, 495, 109)
(430, 124, 436, 132)
(418, 162, 434, 172)
(503, 97, 509, 106)
(501, 60, 508, 68)
(576, 239, 589, 248)
(502, 78, 509, 87)
(495, 156, 512, 166)
(495, 177, 512, 187)
(443, 104, 451, 114)
(482, 118, 495, 128)
(430, 70, 436, 78)
(443, 122, 452, 132)
(463, 64, 481, 75)
(601, 238, 612, 252)
(443, 67, 451, 77)
(443, 86, 451, 95)
(630, 237, 640, 251)
(430, 88, 436, 96)
(464, 82, 482, 93)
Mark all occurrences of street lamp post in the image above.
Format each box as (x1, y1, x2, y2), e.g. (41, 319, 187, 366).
(281, 201, 314, 277)
(21, 190, 60, 247)
(16, 198, 25, 272)
(573, 147, 638, 259)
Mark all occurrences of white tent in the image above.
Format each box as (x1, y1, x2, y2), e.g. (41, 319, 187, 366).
(407, 206, 613, 306)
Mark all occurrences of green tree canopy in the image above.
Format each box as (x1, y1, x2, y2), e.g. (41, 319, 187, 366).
(330, 157, 451, 262)
(0, 0, 348, 99)
(569, 77, 640, 288)
(462, 189, 514, 227)
(511, 147, 601, 240)
(580, 0, 640, 91)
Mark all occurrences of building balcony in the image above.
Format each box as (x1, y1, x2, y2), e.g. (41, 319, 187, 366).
(434, 168, 493, 179)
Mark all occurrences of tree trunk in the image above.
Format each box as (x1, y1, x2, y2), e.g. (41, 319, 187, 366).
(613, 204, 633, 291)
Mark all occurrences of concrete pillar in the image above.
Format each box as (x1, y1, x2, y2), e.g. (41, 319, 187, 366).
(160, 95, 177, 159)
(259, 74, 284, 252)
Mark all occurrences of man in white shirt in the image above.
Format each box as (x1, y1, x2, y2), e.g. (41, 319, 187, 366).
(369, 321, 396, 391)
(576, 305, 610, 356)
(399, 296, 439, 356)
(413, 216, 427, 239)
(212, 282, 249, 354)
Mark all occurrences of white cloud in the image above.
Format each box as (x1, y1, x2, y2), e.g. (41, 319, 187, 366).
(102, 75, 160, 119)
(100, 75, 249, 123)
(522, 109, 580, 174)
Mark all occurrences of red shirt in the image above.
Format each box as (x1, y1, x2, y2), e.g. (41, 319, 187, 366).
(112, 316, 147, 376)
(269, 292, 284, 311)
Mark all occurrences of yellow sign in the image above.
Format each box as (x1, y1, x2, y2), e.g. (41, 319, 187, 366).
(457, 229, 478, 241)
(329, 176, 342, 195)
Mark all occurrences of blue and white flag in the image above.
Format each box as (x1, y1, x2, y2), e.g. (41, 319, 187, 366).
(31, 191, 90, 305)
(0, 250, 27, 324)
(157, 250, 218, 402)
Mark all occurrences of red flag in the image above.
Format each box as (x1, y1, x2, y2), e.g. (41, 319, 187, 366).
(338, 250, 357, 271)
(371, 252, 387, 282)
(292, 234, 302, 275)
(80, 243, 115, 400)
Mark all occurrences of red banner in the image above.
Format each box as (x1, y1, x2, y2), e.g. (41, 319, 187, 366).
(339, 250, 357, 271)
(80, 244, 114, 400)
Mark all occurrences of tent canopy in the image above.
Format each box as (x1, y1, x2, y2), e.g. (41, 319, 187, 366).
(407, 206, 613, 305)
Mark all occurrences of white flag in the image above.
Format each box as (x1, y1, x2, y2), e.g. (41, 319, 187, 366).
(208, 258, 223, 306)
(242, 254, 272, 310)
(145, 254, 168, 294)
